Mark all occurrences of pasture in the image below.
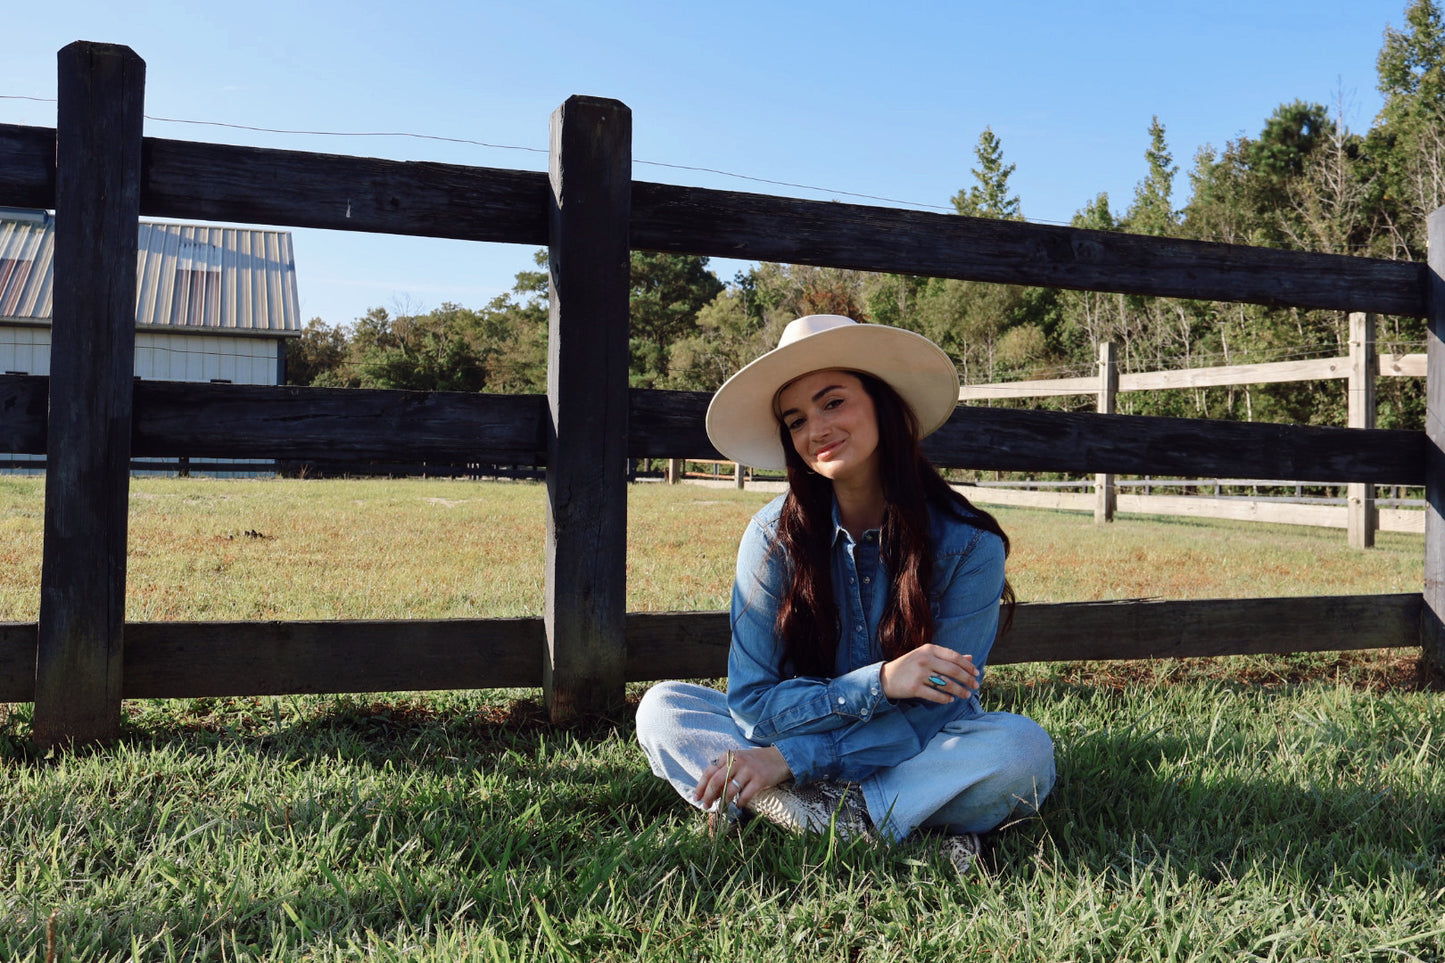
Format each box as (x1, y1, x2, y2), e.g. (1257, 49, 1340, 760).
(0, 477, 1440, 962)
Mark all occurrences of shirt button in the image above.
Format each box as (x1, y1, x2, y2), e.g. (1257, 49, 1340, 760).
(860, 708, 869, 717)
(862, 576, 870, 584)
(848, 577, 856, 585)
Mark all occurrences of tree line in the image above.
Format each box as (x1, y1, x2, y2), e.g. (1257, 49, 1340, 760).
(289, 0, 1444, 433)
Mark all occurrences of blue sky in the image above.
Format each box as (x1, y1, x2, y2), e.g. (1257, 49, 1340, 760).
(0, 0, 1413, 328)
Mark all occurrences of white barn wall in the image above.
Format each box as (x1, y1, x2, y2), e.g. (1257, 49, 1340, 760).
(135, 332, 280, 384)
(0, 325, 50, 375)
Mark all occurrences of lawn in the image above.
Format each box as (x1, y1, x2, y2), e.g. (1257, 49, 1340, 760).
(0, 476, 1440, 961)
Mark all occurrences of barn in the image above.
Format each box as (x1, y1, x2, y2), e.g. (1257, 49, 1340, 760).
(0, 206, 302, 471)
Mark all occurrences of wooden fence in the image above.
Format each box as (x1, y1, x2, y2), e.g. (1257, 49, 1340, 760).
(0, 42, 1441, 748)
(960, 314, 1422, 546)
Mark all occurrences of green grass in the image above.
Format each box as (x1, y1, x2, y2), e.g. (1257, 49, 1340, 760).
(0, 477, 1440, 961)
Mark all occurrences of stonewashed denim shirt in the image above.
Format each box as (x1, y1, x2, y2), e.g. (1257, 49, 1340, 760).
(726, 492, 1006, 786)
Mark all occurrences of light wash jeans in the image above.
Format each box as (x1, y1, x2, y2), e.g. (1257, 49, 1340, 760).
(636, 680, 1055, 842)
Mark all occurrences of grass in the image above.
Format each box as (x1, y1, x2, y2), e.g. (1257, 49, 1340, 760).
(0, 476, 1441, 961)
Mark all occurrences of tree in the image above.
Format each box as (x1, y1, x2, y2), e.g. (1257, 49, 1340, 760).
(627, 252, 724, 388)
(350, 304, 489, 393)
(1369, 0, 1445, 256)
(1125, 116, 1178, 236)
(952, 127, 1022, 219)
(286, 317, 351, 386)
(665, 288, 784, 391)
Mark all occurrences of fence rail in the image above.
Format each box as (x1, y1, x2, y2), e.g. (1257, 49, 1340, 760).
(1, 41, 1442, 748)
(0, 594, 1422, 702)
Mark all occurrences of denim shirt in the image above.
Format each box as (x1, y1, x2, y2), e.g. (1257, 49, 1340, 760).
(726, 493, 1006, 785)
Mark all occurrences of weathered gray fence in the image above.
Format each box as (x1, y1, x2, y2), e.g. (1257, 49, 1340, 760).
(1, 41, 1441, 748)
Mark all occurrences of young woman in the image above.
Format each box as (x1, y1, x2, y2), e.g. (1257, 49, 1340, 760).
(636, 315, 1054, 869)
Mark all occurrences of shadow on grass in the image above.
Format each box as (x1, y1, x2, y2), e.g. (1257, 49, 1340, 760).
(4, 680, 1441, 898)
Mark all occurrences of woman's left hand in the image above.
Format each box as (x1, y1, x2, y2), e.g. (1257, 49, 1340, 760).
(694, 746, 792, 812)
(880, 644, 979, 703)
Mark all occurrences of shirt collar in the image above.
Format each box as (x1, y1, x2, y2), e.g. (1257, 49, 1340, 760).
(829, 496, 881, 547)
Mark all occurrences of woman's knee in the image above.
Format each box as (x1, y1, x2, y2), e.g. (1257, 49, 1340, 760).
(635, 680, 688, 744)
(997, 715, 1056, 808)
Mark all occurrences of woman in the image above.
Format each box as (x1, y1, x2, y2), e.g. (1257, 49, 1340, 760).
(636, 315, 1054, 870)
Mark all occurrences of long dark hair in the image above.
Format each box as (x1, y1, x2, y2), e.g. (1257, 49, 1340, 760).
(774, 372, 1014, 677)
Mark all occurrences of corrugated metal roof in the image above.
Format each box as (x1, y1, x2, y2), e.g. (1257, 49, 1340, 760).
(0, 211, 301, 335)
(0, 213, 54, 321)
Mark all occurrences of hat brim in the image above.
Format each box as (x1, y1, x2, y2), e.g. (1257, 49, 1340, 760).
(705, 324, 959, 470)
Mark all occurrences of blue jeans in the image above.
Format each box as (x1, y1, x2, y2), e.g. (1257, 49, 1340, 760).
(636, 680, 1055, 842)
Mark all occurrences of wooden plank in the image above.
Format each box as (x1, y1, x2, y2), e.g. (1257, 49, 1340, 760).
(1095, 342, 1117, 524)
(960, 356, 1351, 401)
(1123, 357, 1349, 392)
(629, 389, 1422, 486)
(5, 377, 1430, 485)
(992, 594, 1423, 664)
(928, 407, 1425, 485)
(140, 135, 550, 244)
(1381, 353, 1428, 377)
(0, 124, 56, 209)
(34, 43, 145, 750)
(543, 96, 632, 721)
(625, 611, 730, 680)
(130, 381, 547, 462)
(959, 375, 1099, 400)
(0, 122, 1428, 316)
(1348, 313, 1377, 549)
(1423, 208, 1445, 673)
(958, 487, 1095, 512)
(122, 619, 545, 696)
(0, 623, 37, 703)
(0, 374, 47, 453)
(0, 595, 1425, 699)
(630, 181, 1427, 316)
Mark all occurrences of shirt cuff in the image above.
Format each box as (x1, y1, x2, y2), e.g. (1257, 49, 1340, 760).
(825, 661, 891, 722)
(773, 731, 838, 785)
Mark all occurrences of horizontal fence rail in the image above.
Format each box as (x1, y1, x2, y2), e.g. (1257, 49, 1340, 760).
(0, 593, 1423, 702)
(0, 375, 1428, 485)
(0, 122, 1430, 316)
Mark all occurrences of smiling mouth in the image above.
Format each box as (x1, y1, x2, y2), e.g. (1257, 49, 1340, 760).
(814, 440, 844, 460)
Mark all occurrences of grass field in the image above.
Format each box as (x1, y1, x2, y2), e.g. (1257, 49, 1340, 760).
(0, 476, 1441, 961)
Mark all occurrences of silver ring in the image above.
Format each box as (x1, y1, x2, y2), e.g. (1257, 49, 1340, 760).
(928, 674, 947, 688)
(729, 779, 742, 795)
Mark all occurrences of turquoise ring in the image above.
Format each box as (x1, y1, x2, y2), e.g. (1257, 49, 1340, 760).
(927, 674, 947, 688)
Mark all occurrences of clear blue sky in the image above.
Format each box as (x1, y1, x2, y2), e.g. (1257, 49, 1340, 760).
(0, 0, 1412, 328)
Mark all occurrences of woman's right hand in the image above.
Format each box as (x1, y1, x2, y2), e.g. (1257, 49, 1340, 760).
(879, 644, 978, 704)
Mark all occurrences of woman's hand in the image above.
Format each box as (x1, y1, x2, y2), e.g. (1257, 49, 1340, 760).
(879, 644, 979, 704)
(693, 746, 792, 812)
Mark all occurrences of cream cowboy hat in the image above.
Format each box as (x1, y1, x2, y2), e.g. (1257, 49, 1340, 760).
(704, 314, 959, 470)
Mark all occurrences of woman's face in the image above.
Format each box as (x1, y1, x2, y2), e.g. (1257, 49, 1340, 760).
(776, 369, 880, 487)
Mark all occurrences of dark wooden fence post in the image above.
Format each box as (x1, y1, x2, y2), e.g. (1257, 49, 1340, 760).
(1424, 210, 1445, 676)
(543, 96, 632, 721)
(33, 43, 146, 749)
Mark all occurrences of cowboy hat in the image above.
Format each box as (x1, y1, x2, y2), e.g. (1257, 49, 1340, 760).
(704, 314, 959, 470)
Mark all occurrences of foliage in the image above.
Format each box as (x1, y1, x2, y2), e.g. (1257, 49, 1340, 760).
(628, 252, 725, 388)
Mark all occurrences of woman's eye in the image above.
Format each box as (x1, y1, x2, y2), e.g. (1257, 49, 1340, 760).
(824, 397, 843, 410)
(786, 417, 805, 432)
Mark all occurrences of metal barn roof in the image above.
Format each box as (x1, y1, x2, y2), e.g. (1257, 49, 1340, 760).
(0, 209, 301, 336)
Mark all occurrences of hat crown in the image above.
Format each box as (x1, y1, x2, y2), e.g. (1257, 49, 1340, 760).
(776, 314, 858, 350)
